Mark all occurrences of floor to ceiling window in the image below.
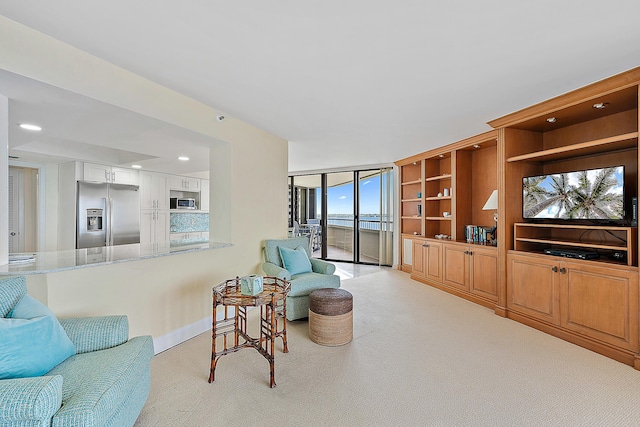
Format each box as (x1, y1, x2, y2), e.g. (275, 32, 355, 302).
(326, 172, 354, 262)
(289, 168, 393, 266)
(289, 174, 322, 258)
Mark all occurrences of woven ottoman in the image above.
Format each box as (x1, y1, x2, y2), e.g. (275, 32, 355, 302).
(308, 288, 353, 346)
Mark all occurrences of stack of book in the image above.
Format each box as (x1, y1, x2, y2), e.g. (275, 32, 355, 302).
(465, 225, 490, 244)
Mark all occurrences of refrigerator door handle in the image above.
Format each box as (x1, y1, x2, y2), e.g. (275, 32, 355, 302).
(102, 197, 109, 246)
(104, 198, 114, 246)
(109, 198, 114, 246)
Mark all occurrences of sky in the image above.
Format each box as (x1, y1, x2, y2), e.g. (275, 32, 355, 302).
(317, 174, 386, 216)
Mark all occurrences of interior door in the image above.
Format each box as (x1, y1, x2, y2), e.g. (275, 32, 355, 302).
(8, 168, 23, 253)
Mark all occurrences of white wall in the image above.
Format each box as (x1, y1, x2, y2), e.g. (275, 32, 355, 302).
(0, 94, 7, 265)
(1, 16, 289, 346)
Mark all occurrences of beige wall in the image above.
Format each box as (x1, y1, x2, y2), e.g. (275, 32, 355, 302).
(0, 17, 289, 342)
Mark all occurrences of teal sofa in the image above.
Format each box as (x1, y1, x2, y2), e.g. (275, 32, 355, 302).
(262, 237, 340, 321)
(0, 276, 154, 427)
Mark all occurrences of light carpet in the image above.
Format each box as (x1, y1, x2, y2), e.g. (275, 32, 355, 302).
(134, 269, 640, 426)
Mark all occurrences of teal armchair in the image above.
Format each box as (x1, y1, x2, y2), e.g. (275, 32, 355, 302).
(262, 237, 340, 320)
(0, 276, 154, 427)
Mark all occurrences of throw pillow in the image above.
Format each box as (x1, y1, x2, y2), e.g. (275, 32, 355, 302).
(0, 295, 76, 379)
(279, 245, 312, 275)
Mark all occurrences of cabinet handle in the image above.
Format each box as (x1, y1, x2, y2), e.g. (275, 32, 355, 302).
(422, 244, 429, 248)
(559, 268, 567, 274)
(552, 266, 558, 272)
(468, 251, 473, 256)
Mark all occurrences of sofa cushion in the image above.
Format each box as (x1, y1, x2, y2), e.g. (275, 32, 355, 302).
(0, 276, 27, 317)
(0, 295, 76, 380)
(288, 272, 341, 297)
(279, 245, 312, 275)
(48, 335, 154, 427)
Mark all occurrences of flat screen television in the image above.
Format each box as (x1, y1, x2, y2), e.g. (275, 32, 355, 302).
(522, 165, 625, 221)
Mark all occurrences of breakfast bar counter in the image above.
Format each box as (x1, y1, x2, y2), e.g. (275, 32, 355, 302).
(0, 240, 232, 275)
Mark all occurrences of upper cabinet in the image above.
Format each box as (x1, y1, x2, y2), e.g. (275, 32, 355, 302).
(83, 162, 139, 185)
(140, 171, 170, 210)
(169, 175, 200, 191)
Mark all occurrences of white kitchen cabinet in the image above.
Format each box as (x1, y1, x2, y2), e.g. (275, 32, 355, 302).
(140, 171, 169, 210)
(200, 179, 210, 211)
(83, 163, 139, 185)
(140, 210, 169, 246)
(170, 232, 203, 241)
(169, 175, 200, 191)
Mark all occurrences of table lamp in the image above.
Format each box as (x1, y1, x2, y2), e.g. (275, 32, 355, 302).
(482, 190, 498, 246)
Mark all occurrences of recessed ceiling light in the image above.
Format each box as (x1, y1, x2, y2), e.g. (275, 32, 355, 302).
(473, 144, 480, 149)
(546, 117, 557, 123)
(178, 156, 189, 161)
(18, 123, 42, 131)
(131, 164, 142, 169)
(438, 154, 444, 158)
(593, 102, 608, 109)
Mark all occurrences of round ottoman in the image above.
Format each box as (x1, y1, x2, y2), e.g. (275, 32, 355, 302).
(308, 288, 353, 346)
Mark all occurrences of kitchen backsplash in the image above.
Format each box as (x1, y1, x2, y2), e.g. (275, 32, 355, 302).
(170, 213, 210, 233)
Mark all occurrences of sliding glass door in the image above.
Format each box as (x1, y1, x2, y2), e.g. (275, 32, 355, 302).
(289, 168, 393, 266)
(325, 172, 354, 262)
(357, 168, 393, 265)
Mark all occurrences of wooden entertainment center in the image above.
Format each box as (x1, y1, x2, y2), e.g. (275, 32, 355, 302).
(396, 67, 640, 369)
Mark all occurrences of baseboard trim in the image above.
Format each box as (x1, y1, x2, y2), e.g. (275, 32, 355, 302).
(152, 307, 236, 354)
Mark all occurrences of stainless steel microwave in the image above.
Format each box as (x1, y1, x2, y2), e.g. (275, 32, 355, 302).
(170, 198, 197, 209)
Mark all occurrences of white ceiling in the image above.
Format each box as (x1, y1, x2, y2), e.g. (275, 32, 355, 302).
(1, 1, 640, 174)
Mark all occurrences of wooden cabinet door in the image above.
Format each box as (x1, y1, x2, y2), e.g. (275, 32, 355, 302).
(412, 239, 425, 277)
(560, 261, 639, 352)
(442, 243, 468, 291)
(507, 253, 560, 325)
(424, 241, 442, 283)
(470, 247, 498, 301)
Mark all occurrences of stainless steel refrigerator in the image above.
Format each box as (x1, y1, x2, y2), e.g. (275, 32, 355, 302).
(77, 181, 141, 249)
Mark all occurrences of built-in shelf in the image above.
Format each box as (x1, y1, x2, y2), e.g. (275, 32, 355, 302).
(513, 222, 636, 266)
(506, 132, 638, 163)
(425, 174, 452, 182)
(425, 196, 452, 201)
(426, 217, 452, 221)
(401, 198, 421, 202)
(401, 179, 422, 186)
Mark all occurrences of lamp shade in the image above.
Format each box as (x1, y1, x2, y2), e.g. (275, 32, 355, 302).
(482, 190, 498, 210)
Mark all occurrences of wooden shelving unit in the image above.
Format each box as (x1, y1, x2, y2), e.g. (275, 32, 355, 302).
(514, 223, 636, 266)
(506, 132, 638, 163)
(397, 67, 640, 370)
(490, 68, 640, 369)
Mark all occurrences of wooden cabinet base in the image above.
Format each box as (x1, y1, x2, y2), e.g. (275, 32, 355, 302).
(410, 273, 497, 311)
(507, 309, 639, 369)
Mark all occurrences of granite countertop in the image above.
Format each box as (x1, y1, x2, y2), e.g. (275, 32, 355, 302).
(0, 240, 232, 275)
